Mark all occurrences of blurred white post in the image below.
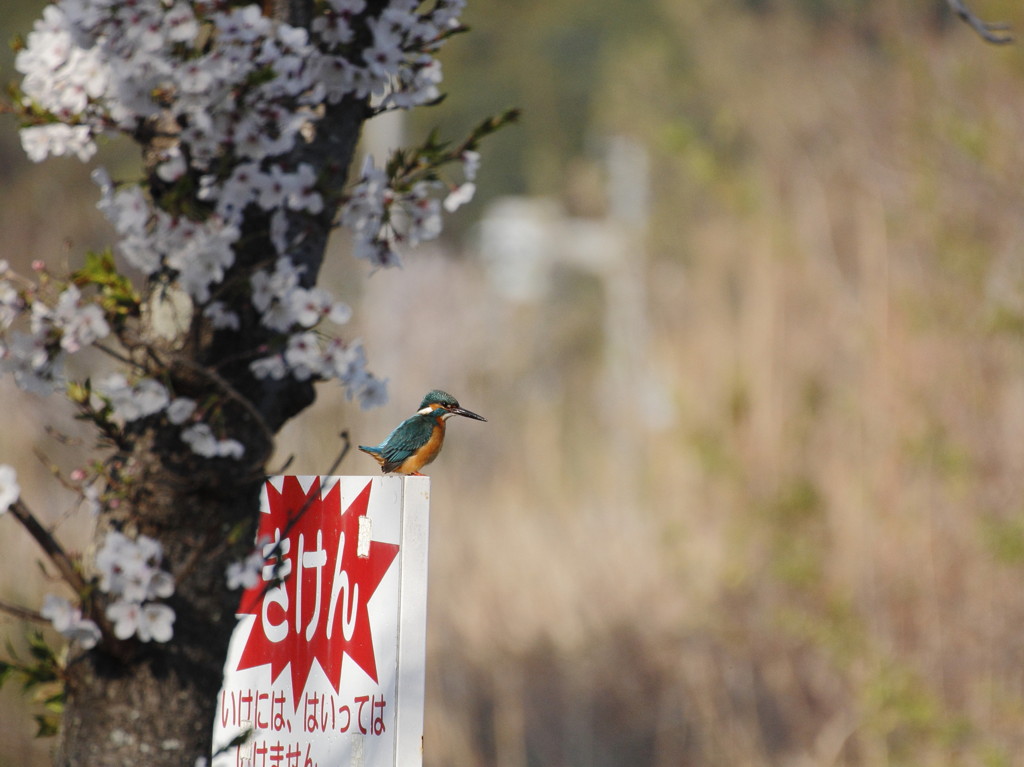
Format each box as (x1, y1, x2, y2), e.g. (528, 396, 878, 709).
(479, 136, 672, 485)
(212, 475, 430, 767)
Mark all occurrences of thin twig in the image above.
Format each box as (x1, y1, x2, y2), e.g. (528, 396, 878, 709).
(31, 448, 92, 531)
(0, 598, 47, 625)
(172, 529, 223, 587)
(93, 341, 147, 371)
(6, 499, 89, 595)
(324, 430, 351, 477)
(238, 431, 351, 615)
(166, 352, 277, 459)
(43, 425, 82, 447)
(948, 0, 1013, 44)
(209, 345, 268, 373)
(33, 447, 77, 495)
(273, 454, 295, 475)
(177, 432, 350, 590)
(270, 431, 350, 550)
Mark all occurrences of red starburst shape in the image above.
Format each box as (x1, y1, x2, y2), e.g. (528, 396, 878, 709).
(235, 477, 400, 700)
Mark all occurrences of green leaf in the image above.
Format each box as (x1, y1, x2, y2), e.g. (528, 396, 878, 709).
(67, 379, 91, 405)
(0, 659, 13, 687)
(226, 519, 252, 546)
(33, 713, 60, 738)
(41, 690, 66, 711)
(27, 631, 55, 661)
(71, 249, 140, 317)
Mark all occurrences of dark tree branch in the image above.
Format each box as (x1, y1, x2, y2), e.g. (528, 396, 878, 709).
(0, 598, 46, 625)
(6, 500, 88, 596)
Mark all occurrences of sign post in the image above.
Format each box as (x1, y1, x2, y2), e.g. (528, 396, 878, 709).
(212, 475, 430, 767)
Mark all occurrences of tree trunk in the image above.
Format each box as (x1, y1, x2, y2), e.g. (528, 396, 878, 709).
(56, 425, 268, 766)
(54, 55, 370, 767)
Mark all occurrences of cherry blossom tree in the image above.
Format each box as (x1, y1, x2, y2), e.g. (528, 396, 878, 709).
(0, 1, 512, 764)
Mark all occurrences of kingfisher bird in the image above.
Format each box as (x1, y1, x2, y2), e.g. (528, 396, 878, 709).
(358, 389, 486, 475)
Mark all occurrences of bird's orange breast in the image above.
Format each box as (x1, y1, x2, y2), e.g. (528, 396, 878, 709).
(396, 417, 446, 474)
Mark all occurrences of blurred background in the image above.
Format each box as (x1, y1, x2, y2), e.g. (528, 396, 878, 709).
(5, 0, 1024, 764)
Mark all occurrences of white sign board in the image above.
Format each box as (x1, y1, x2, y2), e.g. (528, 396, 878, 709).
(212, 475, 430, 767)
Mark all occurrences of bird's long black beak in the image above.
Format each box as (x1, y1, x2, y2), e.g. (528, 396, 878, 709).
(450, 406, 486, 422)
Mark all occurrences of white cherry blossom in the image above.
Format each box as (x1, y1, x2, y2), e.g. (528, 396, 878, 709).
(0, 465, 20, 514)
(41, 594, 102, 649)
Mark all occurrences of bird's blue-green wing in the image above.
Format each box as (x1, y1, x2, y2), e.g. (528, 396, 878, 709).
(379, 415, 435, 472)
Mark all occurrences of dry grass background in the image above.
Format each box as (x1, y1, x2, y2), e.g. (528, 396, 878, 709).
(6, 1, 1024, 765)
